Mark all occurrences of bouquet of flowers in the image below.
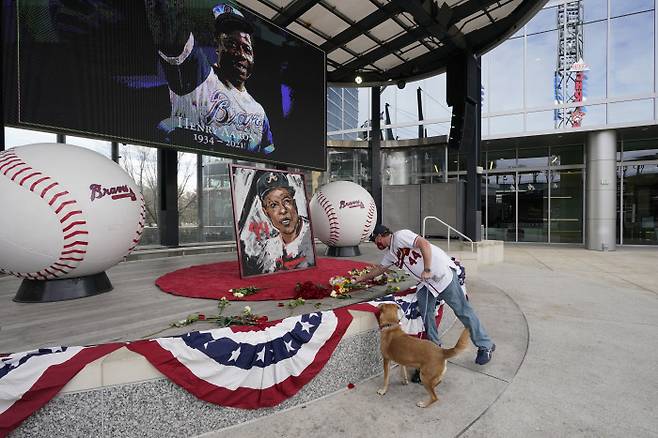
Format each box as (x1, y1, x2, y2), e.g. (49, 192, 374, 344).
(347, 266, 408, 286)
(328, 276, 360, 299)
(294, 281, 331, 299)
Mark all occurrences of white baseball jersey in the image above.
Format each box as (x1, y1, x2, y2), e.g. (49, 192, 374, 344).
(381, 229, 459, 296)
(260, 217, 315, 273)
(159, 33, 274, 154)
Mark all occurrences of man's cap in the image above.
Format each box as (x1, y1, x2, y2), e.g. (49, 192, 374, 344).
(256, 171, 295, 201)
(369, 224, 391, 241)
(213, 3, 254, 34)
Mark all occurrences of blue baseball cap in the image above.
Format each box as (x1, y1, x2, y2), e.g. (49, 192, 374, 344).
(370, 224, 391, 241)
(213, 3, 254, 34)
(256, 171, 295, 201)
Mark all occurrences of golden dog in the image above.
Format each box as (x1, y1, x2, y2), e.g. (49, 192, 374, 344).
(376, 303, 470, 408)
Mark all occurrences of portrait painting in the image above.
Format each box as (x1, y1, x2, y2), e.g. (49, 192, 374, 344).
(229, 164, 316, 278)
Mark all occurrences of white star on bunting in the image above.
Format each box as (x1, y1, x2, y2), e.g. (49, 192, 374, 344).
(228, 346, 241, 362)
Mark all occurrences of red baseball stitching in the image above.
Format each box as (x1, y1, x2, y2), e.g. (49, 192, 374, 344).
(316, 191, 340, 246)
(361, 200, 376, 242)
(0, 150, 89, 280)
(126, 194, 146, 254)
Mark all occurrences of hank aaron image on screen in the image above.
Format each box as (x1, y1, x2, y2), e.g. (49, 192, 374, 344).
(145, 1, 275, 154)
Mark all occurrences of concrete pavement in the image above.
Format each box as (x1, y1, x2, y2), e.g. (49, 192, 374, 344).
(201, 244, 658, 438)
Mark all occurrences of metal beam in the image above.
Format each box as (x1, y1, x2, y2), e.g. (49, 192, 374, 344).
(330, 28, 424, 82)
(273, 0, 318, 27)
(320, 2, 401, 53)
(327, 0, 534, 84)
(390, 0, 465, 48)
(449, 0, 500, 27)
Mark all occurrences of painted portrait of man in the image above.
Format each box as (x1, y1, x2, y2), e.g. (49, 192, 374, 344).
(229, 165, 316, 277)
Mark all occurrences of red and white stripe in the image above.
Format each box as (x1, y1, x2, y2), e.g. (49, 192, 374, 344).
(360, 199, 376, 242)
(0, 151, 89, 280)
(316, 191, 340, 246)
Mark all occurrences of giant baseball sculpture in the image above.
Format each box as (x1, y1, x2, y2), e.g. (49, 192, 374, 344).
(0, 143, 145, 301)
(309, 181, 376, 256)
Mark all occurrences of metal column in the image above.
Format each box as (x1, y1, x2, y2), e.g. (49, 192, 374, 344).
(586, 130, 617, 250)
(158, 148, 179, 246)
(370, 86, 382, 225)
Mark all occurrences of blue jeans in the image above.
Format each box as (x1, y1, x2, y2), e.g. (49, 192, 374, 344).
(416, 270, 494, 349)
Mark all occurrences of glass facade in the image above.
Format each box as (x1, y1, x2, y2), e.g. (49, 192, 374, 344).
(327, 0, 658, 140)
(482, 142, 585, 244)
(327, 87, 359, 140)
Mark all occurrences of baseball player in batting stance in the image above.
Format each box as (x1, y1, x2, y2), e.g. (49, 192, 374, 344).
(239, 171, 314, 275)
(144, 1, 275, 154)
(352, 225, 496, 366)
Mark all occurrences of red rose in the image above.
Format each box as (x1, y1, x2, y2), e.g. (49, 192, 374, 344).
(198, 314, 206, 320)
(277, 303, 284, 307)
(347, 383, 355, 389)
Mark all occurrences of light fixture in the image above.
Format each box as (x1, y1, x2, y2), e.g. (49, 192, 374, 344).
(354, 75, 363, 85)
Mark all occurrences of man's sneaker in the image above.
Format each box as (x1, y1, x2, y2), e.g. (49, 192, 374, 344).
(411, 369, 421, 384)
(475, 344, 496, 365)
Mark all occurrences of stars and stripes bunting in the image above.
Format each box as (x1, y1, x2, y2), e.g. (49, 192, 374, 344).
(126, 307, 353, 409)
(0, 343, 124, 436)
(346, 288, 445, 336)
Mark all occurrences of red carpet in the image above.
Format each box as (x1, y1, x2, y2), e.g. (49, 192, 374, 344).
(155, 258, 373, 301)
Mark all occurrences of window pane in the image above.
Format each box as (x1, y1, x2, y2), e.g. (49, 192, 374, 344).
(485, 173, 517, 241)
(621, 164, 658, 245)
(583, 21, 607, 100)
(118, 144, 159, 246)
(4, 127, 55, 148)
(550, 169, 584, 243)
(178, 152, 198, 244)
(395, 126, 418, 140)
(610, 0, 654, 18)
(583, 0, 607, 23)
(622, 139, 658, 161)
(397, 81, 422, 126)
(381, 86, 397, 125)
(357, 87, 371, 131)
(609, 12, 654, 97)
(526, 110, 555, 132)
(518, 171, 548, 242)
(422, 74, 451, 120)
(526, 30, 559, 108)
(486, 38, 524, 112)
(608, 99, 654, 124)
(551, 144, 584, 166)
(383, 150, 411, 185)
(518, 145, 550, 168)
(425, 121, 450, 137)
(486, 143, 516, 170)
(580, 103, 607, 127)
(200, 156, 234, 243)
(490, 114, 523, 136)
(64, 136, 111, 158)
(526, 7, 558, 34)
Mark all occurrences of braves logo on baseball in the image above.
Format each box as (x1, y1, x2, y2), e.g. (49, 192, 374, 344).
(89, 184, 137, 202)
(339, 200, 365, 209)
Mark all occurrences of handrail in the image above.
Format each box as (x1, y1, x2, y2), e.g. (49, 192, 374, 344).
(422, 216, 474, 252)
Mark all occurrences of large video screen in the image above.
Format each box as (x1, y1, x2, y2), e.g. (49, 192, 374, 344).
(7, 0, 326, 170)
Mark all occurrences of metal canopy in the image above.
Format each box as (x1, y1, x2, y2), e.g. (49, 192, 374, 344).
(239, 0, 548, 86)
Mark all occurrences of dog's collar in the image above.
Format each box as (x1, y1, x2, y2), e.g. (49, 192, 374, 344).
(379, 323, 398, 330)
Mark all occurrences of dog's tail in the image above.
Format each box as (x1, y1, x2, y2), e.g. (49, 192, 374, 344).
(441, 328, 470, 359)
